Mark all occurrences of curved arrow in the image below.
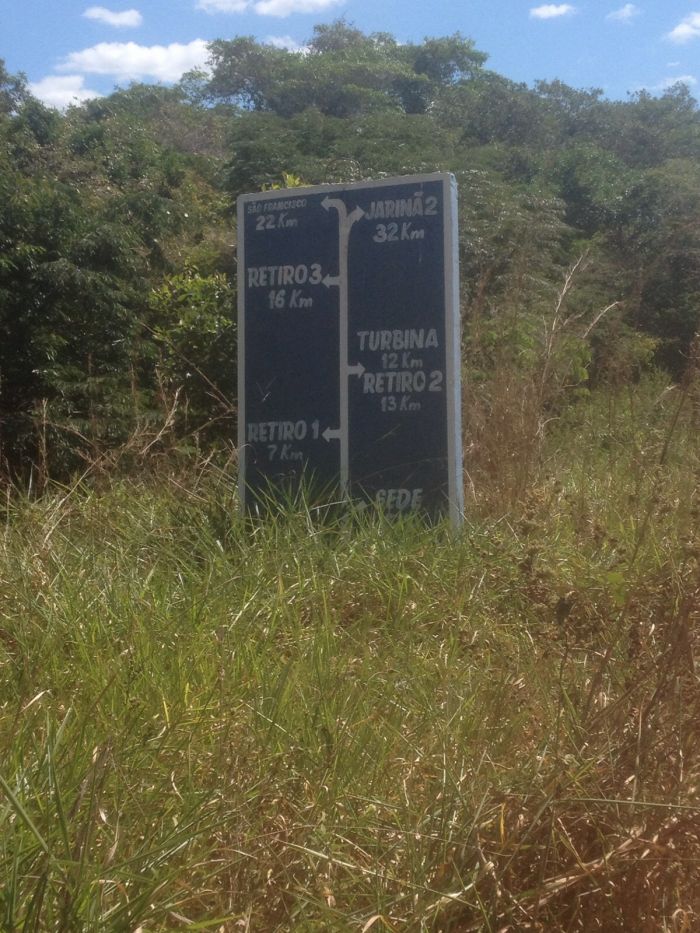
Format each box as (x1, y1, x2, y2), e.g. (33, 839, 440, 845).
(321, 194, 343, 215)
(347, 205, 366, 226)
(321, 197, 364, 226)
(321, 195, 366, 497)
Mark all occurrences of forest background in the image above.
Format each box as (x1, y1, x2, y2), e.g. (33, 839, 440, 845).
(2, 20, 700, 486)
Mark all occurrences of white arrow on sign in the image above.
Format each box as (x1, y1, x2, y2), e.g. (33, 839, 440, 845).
(322, 274, 341, 288)
(346, 361, 365, 378)
(347, 206, 365, 226)
(322, 426, 342, 443)
(322, 195, 365, 496)
(321, 198, 365, 228)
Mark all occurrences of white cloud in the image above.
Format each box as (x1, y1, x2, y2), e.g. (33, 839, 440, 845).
(606, 4, 639, 23)
(196, 0, 341, 14)
(253, 0, 341, 15)
(265, 35, 307, 51)
(636, 74, 699, 94)
(196, 0, 249, 11)
(659, 74, 697, 88)
(668, 13, 700, 44)
(58, 40, 209, 81)
(530, 4, 575, 19)
(29, 75, 102, 109)
(83, 6, 143, 27)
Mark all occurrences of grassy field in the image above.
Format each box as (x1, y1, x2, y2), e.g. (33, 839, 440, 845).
(1, 379, 699, 931)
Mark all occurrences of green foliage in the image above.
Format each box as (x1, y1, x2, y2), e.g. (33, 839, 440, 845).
(206, 25, 486, 118)
(148, 267, 236, 439)
(2, 24, 700, 476)
(0, 59, 29, 115)
(0, 70, 231, 477)
(435, 73, 548, 148)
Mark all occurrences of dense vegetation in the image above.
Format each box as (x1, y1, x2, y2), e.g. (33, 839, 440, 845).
(1, 383, 699, 929)
(1, 22, 700, 931)
(2, 22, 700, 482)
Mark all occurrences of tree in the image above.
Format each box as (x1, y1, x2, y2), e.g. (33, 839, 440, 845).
(205, 24, 487, 118)
(147, 267, 236, 441)
(0, 65, 232, 477)
(0, 59, 28, 116)
(609, 159, 700, 371)
(604, 85, 700, 168)
(3, 26, 700, 478)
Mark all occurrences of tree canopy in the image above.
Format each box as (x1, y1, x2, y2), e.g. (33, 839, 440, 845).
(1, 25, 699, 479)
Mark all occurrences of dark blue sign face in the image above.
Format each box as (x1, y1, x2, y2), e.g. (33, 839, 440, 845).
(238, 173, 462, 525)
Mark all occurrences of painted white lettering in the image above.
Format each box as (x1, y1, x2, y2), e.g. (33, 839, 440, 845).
(412, 370, 426, 392)
(375, 488, 424, 512)
(354, 329, 440, 352)
(246, 264, 324, 289)
(366, 197, 434, 220)
(362, 370, 429, 394)
(247, 421, 307, 442)
(263, 198, 306, 212)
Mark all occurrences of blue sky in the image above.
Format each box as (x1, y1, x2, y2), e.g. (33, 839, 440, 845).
(3, 0, 700, 108)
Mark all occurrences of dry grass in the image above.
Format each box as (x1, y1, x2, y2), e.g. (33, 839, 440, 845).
(0, 376, 699, 931)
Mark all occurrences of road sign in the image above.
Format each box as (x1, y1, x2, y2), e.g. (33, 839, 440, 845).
(237, 172, 463, 526)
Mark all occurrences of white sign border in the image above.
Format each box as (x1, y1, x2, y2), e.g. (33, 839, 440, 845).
(237, 171, 463, 527)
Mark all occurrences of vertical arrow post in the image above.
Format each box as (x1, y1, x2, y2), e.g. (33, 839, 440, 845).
(321, 196, 364, 497)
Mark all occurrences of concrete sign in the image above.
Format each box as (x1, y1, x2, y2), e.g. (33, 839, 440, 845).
(237, 172, 463, 525)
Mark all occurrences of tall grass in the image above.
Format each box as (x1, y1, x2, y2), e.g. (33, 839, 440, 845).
(1, 377, 698, 931)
